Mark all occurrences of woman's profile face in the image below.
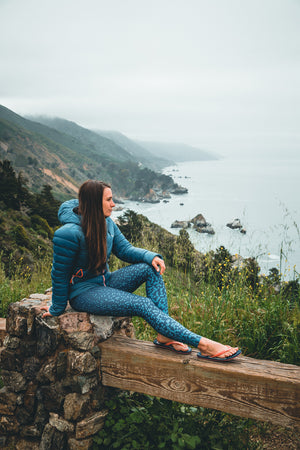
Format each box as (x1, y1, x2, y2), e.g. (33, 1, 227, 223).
(102, 187, 115, 217)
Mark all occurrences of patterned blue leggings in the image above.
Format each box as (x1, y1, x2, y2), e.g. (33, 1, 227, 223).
(70, 263, 202, 348)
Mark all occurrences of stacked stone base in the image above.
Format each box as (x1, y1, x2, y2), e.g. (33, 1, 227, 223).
(0, 292, 134, 449)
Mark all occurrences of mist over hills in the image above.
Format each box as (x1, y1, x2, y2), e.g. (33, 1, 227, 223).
(137, 141, 219, 162)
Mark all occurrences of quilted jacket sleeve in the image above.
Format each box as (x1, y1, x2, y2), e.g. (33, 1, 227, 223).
(49, 224, 80, 316)
(111, 221, 162, 265)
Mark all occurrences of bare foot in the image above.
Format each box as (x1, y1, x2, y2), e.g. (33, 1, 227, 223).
(156, 334, 190, 352)
(198, 337, 239, 358)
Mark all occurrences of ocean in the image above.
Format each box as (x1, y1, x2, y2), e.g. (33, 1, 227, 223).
(112, 154, 300, 280)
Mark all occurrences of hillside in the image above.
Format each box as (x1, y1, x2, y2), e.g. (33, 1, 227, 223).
(0, 105, 134, 164)
(30, 116, 172, 171)
(0, 105, 183, 201)
(94, 129, 171, 170)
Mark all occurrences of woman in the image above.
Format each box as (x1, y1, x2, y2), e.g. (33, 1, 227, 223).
(42, 180, 241, 362)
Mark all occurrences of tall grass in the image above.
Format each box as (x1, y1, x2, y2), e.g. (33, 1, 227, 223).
(0, 254, 52, 317)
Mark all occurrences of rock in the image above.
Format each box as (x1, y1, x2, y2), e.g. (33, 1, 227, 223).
(0, 349, 22, 372)
(240, 228, 247, 234)
(171, 220, 191, 229)
(23, 382, 37, 414)
(49, 412, 74, 433)
(112, 317, 135, 338)
(20, 340, 36, 357)
(0, 414, 19, 435)
(170, 185, 188, 194)
(90, 315, 115, 342)
(143, 188, 160, 203)
(58, 311, 93, 333)
(16, 438, 40, 449)
(161, 190, 171, 199)
(6, 298, 51, 337)
(36, 359, 56, 384)
(15, 406, 33, 425)
(0, 437, 7, 447)
(64, 331, 95, 351)
(90, 385, 109, 410)
(56, 351, 68, 379)
(1, 370, 27, 392)
(77, 374, 98, 394)
(194, 225, 215, 235)
(61, 374, 98, 395)
(29, 293, 51, 301)
(40, 382, 65, 412)
(20, 425, 42, 438)
(23, 357, 41, 380)
(226, 218, 243, 229)
(35, 316, 60, 357)
(191, 213, 207, 228)
(0, 387, 17, 414)
(40, 423, 67, 450)
(68, 437, 93, 450)
(76, 410, 108, 439)
(64, 393, 90, 421)
(3, 335, 20, 350)
(34, 402, 49, 433)
(191, 214, 215, 235)
(68, 350, 97, 374)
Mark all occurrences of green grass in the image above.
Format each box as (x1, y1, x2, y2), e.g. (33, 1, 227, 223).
(0, 254, 52, 317)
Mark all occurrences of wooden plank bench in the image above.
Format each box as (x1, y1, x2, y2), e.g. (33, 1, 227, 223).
(99, 335, 300, 429)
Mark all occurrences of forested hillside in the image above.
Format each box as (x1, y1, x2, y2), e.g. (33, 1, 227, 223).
(33, 117, 171, 171)
(0, 105, 183, 202)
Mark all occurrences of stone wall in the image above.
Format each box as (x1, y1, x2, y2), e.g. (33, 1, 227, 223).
(0, 291, 134, 449)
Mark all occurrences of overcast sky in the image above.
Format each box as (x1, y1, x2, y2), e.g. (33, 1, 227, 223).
(0, 0, 299, 156)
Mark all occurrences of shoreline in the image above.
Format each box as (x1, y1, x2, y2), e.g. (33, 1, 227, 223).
(112, 158, 300, 281)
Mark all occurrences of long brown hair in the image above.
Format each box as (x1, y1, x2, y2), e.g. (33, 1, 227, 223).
(78, 180, 111, 273)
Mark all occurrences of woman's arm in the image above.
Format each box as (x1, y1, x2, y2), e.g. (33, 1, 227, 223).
(111, 222, 163, 266)
(47, 224, 80, 316)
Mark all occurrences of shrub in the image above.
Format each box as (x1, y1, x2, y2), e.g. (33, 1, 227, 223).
(14, 224, 30, 248)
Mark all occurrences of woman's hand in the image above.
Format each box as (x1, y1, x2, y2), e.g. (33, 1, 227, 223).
(41, 305, 53, 318)
(152, 256, 166, 275)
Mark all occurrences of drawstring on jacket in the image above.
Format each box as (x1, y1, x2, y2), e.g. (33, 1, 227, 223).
(70, 268, 107, 286)
(70, 269, 83, 284)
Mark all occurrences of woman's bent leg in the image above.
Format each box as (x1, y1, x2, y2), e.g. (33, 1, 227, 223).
(107, 263, 169, 314)
(70, 286, 201, 348)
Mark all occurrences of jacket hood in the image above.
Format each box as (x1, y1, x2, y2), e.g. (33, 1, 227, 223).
(58, 199, 81, 225)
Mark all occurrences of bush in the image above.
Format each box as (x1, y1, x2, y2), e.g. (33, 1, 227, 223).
(93, 392, 259, 450)
(31, 214, 54, 239)
(14, 224, 30, 248)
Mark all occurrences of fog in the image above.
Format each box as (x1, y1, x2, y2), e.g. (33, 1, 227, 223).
(0, 0, 299, 157)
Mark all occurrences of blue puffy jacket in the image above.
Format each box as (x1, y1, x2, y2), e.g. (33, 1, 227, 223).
(49, 199, 160, 316)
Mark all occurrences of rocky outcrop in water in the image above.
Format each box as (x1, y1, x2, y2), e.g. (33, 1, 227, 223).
(226, 218, 246, 234)
(171, 214, 215, 235)
(192, 214, 215, 235)
(171, 220, 191, 229)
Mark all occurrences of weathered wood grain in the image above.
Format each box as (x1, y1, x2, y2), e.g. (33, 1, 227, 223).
(99, 336, 300, 428)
